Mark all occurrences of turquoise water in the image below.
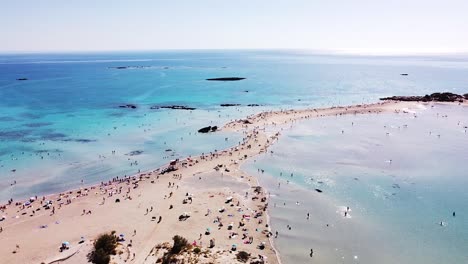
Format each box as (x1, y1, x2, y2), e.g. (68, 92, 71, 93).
(244, 104, 468, 263)
(1, 51, 468, 262)
(1, 51, 468, 195)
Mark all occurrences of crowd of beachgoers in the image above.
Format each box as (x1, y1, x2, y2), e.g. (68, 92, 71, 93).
(1, 100, 455, 263)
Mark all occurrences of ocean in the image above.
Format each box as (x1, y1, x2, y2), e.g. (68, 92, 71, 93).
(1, 51, 468, 263)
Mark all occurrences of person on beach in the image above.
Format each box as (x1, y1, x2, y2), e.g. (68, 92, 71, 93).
(310, 248, 314, 257)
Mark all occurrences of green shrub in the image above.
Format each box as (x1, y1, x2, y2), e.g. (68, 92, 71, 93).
(170, 235, 188, 254)
(88, 233, 118, 264)
(193, 247, 201, 254)
(161, 235, 190, 264)
(236, 251, 250, 263)
(89, 248, 111, 264)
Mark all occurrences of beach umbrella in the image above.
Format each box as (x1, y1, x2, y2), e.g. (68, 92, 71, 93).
(63, 241, 70, 246)
(119, 234, 124, 237)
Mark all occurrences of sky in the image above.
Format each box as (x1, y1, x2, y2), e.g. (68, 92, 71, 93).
(1, 0, 468, 54)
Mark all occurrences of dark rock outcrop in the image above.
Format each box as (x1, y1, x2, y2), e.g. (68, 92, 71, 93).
(198, 126, 218, 133)
(220, 104, 241, 107)
(119, 104, 137, 109)
(74, 139, 96, 143)
(198, 126, 212, 133)
(381, 92, 465, 102)
(151, 105, 196, 110)
(219, 103, 261, 107)
(429, 92, 464, 102)
(206, 77, 246, 81)
(62, 138, 97, 143)
(109, 66, 152, 70)
(381, 95, 426, 101)
(464, 93, 468, 100)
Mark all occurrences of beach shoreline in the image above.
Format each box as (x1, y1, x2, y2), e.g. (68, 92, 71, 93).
(0, 99, 463, 264)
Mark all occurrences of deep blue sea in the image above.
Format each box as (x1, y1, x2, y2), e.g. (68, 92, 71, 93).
(1, 51, 468, 263)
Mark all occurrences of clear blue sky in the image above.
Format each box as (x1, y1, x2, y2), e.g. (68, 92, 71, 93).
(1, 0, 467, 54)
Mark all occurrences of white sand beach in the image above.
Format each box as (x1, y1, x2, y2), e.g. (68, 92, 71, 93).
(0, 100, 454, 264)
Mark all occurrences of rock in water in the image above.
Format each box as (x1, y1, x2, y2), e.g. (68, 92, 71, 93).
(152, 105, 196, 110)
(220, 104, 241, 107)
(119, 104, 137, 109)
(206, 77, 246, 81)
(380, 92, 465, 102)
(197, 126, 218, 133)
(198, 126, 212, 133)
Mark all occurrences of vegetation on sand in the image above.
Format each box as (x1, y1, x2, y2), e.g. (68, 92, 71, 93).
(88, 233, 118, 264)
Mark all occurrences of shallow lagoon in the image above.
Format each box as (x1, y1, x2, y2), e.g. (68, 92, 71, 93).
(244, 104, 468, 264)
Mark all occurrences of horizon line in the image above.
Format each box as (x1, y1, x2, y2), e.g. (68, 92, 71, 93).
(1, 48, 468, 57)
